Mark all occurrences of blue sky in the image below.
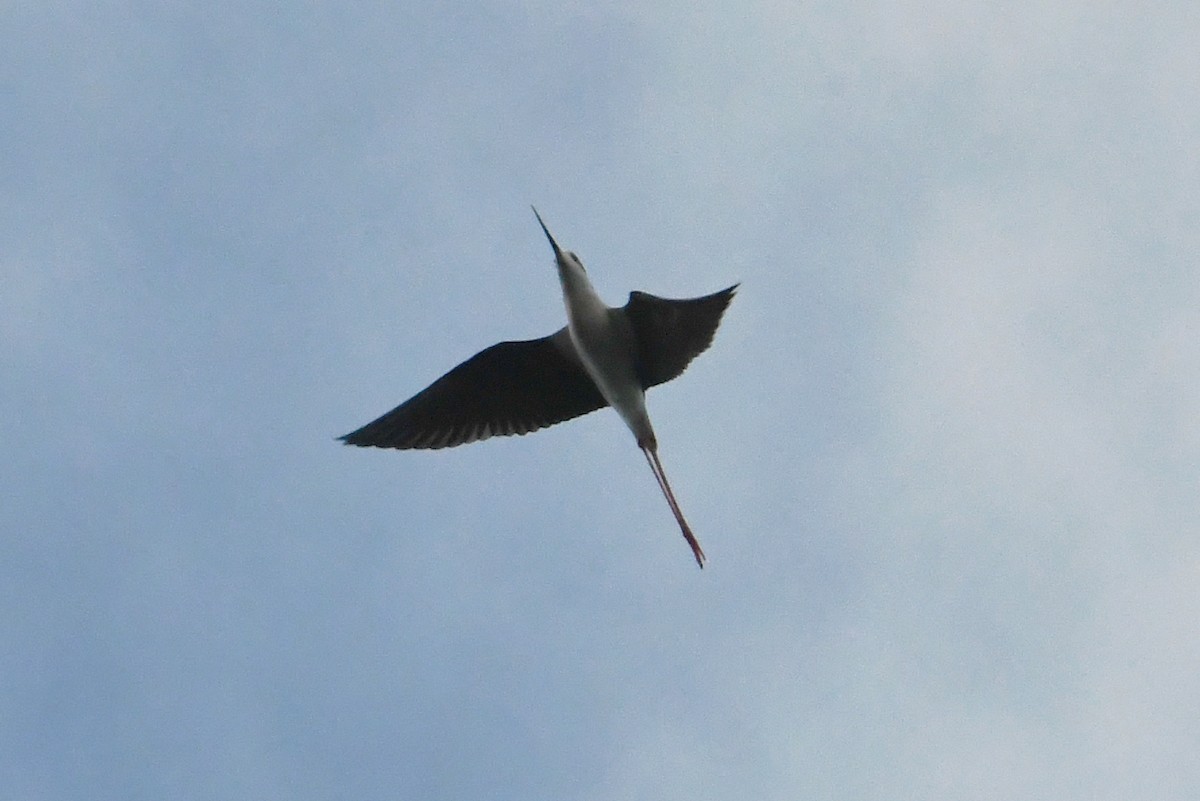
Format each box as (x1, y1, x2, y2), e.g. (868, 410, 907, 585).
(4, 2, 1199, 799)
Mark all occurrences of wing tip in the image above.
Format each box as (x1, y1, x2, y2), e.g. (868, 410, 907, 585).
(338, 427, 396, 449)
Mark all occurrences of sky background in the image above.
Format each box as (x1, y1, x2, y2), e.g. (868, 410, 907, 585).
(3, 2, 1199, 799)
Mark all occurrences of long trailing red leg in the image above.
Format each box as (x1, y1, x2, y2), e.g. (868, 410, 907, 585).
(640, 444, 706, 568)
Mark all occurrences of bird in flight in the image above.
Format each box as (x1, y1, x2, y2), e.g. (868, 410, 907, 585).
(341, 208, 737, 567)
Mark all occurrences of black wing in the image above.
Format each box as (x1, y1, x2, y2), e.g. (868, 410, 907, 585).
(624, 284, 738, 389)
(340, 328, 608, 450)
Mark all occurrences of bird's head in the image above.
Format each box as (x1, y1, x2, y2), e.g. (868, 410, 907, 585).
(532, 207, 588, 287)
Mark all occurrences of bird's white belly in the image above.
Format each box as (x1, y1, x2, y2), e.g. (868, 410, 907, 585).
(568, 306, 652, 440)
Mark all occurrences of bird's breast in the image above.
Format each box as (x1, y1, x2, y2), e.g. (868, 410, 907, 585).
(560, 280, 651, 437)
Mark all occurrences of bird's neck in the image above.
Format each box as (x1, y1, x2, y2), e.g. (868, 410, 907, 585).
(558, 265, 606, 326)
